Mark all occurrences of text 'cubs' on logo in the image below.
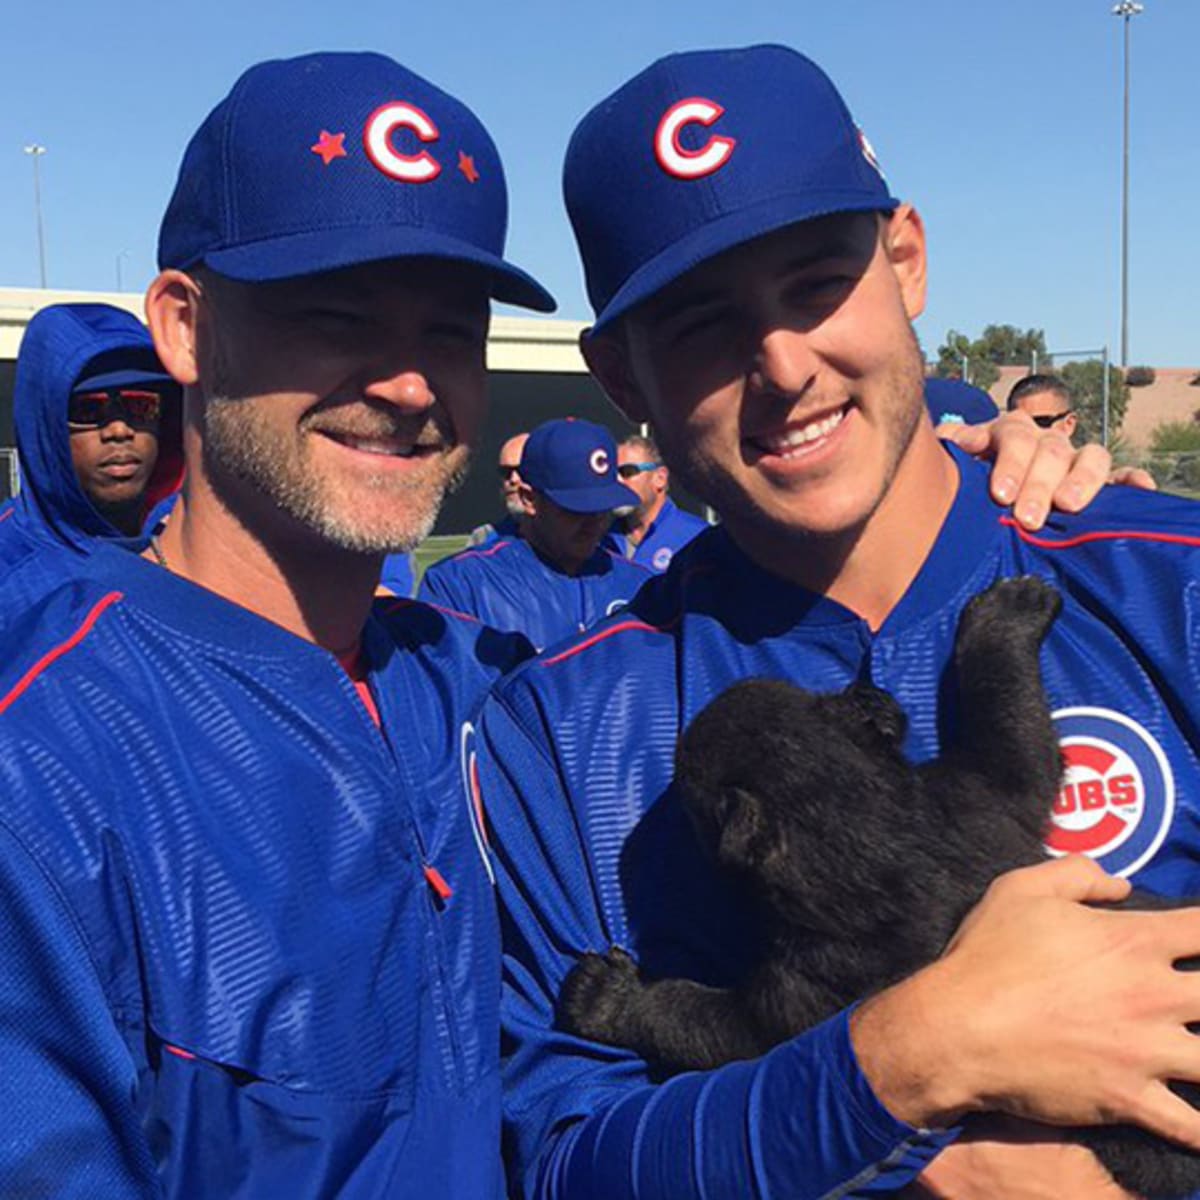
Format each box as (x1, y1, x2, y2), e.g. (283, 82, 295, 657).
(458, 722, 494, 885)
(589, 448, 609, 475)
(1044, 707, 1174, 878)
(654, 97, 736, 180)
(364, 101, 441, 183)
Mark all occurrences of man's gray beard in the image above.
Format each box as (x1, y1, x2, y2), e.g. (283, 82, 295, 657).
(201, 393, 468, 555)
(503, 493, 525, 519)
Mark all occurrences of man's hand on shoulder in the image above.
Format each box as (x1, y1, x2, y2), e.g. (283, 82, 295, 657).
(936, 412, 1156, 531)
(849, 856, 1200, 1150)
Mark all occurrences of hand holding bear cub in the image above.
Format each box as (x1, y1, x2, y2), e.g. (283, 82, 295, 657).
(558, 577, 1200, 1200)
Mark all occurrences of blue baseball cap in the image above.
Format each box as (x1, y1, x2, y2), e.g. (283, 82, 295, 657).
(520, 419, 640, 514)
(923, 377, 999, 427)
(158, 51, 555, 312)
(565, 44, 899, 333)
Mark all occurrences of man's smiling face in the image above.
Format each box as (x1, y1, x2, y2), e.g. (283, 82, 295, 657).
(195, 258, 490, 554)
(604, 209, 929, 554)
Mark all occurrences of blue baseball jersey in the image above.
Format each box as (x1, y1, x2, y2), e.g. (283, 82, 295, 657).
(419, 535, 652, 651)
(0, 541, 530, 1198)
(602, 497, 708, 573)
(475, 445, 1200, 1200)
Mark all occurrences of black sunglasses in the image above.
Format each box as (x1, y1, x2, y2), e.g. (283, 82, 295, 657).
(498, 465, 522, 479)
(1029, 411, 1073, 429)
(68, 388, 164, 428)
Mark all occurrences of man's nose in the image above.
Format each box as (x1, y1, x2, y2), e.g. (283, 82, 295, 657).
(363, 367, 436, 412)
(99, 417, 135, 441)
(747, 326, 818, 400)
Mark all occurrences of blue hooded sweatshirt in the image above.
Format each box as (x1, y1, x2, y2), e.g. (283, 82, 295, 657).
(0, 303, 182, 569)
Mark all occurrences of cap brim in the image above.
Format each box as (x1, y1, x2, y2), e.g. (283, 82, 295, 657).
(203, 226, 556, 313)
(543, 480, 641, 514)
(73, 367, 177, 392)
(589, 188, 898, 334)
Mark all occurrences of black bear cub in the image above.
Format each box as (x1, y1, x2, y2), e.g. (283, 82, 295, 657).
(558, 576, 1200, 1200)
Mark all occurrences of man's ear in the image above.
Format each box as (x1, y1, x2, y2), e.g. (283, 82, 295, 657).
(580, 327, 650, 424)
(144, 270, 203, 387)
(883, 204, 927, 322)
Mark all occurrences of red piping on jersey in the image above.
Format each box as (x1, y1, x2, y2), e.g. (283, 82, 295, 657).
(541, 618, 672, 667)
(0, 508, 12, 525)
(0, 591, 124, 715)
(446, 539, 514, 562)
(1000, 516, 1200, 550)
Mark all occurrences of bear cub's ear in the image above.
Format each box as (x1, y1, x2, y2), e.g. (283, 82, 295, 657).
(843, 683, 908, 745)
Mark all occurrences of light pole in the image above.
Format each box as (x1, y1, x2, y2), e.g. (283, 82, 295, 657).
(116, 249, 131, 292)
(23, 143, 47, 289)
(1113, 1, 1143, 368)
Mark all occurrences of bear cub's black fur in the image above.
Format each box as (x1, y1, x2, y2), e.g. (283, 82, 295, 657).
(558, 577, 1200, 1200)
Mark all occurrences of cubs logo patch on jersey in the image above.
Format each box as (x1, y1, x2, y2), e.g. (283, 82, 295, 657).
(1045, 707, 1175, 878)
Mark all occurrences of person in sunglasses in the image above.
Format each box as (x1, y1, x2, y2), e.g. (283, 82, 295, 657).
(463, 430, 532, 549)
(419, 418, 650, 649)
(602, 432, 708, 572)
(1007, 373, 1079, 441)
(0, 303, 182, 563)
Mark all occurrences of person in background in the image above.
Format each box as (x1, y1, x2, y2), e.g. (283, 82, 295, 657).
(602, 431, 707, 572)
(420, 418, 649, 648)
(1007, 373, 1078, 441)
(0, 303, 182, 563)
(467, 430, 531, 547)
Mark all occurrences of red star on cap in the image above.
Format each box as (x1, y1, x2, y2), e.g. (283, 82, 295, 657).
(457, 151, 480, 184)
(311, 130, 347, 166)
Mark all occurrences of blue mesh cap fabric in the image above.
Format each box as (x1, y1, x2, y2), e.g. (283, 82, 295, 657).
(564, 44, 899, 332)
(158, 51, 554, 312)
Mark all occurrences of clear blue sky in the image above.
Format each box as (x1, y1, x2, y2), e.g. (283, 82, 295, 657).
(1, 0, 1194, 365)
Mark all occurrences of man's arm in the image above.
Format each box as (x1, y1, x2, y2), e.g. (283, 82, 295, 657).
(0, 819, 154, 1196)
(483, 687, 1200, 1200)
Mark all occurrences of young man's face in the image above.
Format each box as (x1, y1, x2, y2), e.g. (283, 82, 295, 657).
(595, 209, 928, 552)
(67, 389, 162, 528)
(194, 258, 490, 555)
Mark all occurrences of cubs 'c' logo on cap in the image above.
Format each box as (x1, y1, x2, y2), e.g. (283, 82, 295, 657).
(364, 101, 442, 183)
(589, 448, 609, 475)
(1044, 707, 1174, 878)
(654, 98, 737, 180)
(458, 722, 494, 885)
(652, 547, 673, 571)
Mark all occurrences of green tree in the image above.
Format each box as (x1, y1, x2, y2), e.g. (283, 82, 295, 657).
(933, 325, 1049, 394)
(1059, 360, 1129, 445)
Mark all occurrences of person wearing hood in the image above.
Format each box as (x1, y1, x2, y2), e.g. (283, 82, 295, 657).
(0, 303, 182, 565)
